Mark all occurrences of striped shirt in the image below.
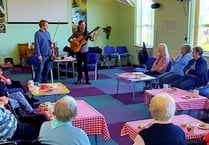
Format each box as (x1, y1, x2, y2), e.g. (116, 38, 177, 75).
(0, 106, 17, 141)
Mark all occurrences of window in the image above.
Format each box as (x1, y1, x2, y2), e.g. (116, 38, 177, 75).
(135, 0, 154, 48)
(197, 0, 209, 52)
(192, 0, 209, 53)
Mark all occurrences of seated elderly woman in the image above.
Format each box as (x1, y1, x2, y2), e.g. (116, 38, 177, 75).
(145, 43, 170, 88)
(38, 95, 91, 145)
(133, 93, 187, 145)
(0, 82, 35, 116)
(0, 68, 26, 95)
(145, 43, 170, 77)
(0, 97, 47, 141)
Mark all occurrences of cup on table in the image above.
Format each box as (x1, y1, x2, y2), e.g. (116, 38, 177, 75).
(28, 80, 34, 87)
(186, 124, 194, 134)
(63, 52, 68, 58)
(34, 86, 39, 93)
(163, 84, 169, 89)
(48, 104, 54, 113)
(192, 89, 199, 98)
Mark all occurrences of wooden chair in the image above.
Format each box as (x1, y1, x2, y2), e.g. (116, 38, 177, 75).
(18, 43, 31, 73)
(18, 43, 28, 65)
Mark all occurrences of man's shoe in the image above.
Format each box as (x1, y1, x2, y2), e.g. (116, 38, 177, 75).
(74, 80, 81, 85)
(85, 81, 91, 85)
(29, 110, 37, 115)
(31, 97, 39, 102)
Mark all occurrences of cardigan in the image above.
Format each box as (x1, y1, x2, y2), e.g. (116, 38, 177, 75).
(0, 106, 17, 141)
(138, 123, 187, 145)
(184, 56, 208, 87)
(151, 55, 170, 73)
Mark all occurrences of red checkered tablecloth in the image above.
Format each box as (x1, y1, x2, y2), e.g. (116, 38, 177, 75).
(37, 100, 110, 141)
(121, 114, 209, 141)
(144, 88, 209, 110)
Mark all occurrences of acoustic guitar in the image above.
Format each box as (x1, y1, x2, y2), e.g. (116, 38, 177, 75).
(70, 26, 100, 53)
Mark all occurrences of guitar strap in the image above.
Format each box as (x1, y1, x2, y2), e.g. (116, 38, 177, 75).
(84, 30, 90, 41)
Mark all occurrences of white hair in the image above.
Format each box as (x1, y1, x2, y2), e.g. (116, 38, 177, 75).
(54, 95, 77, 122)
(149, 93, 176, 121)
(158, 43, 170, 58)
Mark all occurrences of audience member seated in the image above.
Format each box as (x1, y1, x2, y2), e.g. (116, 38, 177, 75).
(0, 82, 36, 116)
(0, 97, 48, 141)
(38, 95, 91, 145)
(0, 68, 39, 103)
(145, 43, 170, 77)
(0, 68, 26, 95)
(145, 43, 170, 88)
(171, 46, 208, 90)
(133, 93, 187, 145)
(158, 44, 192, 88)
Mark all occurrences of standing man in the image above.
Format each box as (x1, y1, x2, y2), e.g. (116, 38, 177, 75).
(68, 20, 97, 85)
(34, 19, 52, 83)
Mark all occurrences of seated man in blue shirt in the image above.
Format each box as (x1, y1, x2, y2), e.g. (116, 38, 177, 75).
(171, 46, 208, 90)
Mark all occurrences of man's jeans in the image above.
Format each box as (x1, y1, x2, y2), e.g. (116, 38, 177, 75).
(34, 56, 52, 83)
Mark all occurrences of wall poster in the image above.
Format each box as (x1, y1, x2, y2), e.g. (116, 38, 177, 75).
(0, 0, 5, 33)
(71, 0, 87, 32)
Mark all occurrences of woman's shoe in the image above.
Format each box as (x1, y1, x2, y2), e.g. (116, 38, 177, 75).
(30, 97, 39, 102)
(74, 80, 81, 85)
(85, 81, 91, 85)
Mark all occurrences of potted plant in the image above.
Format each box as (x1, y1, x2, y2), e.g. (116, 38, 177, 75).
(103, 26, 112, 45)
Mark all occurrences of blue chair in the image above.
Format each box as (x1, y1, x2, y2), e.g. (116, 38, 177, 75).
(198, 87, 209, 98)
(104, 46, 119, 66)
(133, 56, 156, 73)
(116, 46, 132, 66)
(166, 61, 172, 72)
(87, 53, 98, 80)
(197, 69, 209, 98)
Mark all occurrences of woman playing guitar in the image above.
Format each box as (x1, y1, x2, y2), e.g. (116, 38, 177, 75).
(68, 20, 98, 85)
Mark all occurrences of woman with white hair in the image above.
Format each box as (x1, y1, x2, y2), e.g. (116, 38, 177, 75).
(133, 93, 187, 145)
(145, 43, 170, 76)
(144, 43, 170, 88)
(39, 96, 90, 145)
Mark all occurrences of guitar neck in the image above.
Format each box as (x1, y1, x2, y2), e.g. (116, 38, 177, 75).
(85, 26, 100, 39)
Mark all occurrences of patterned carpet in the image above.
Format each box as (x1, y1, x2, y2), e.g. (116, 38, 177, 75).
(7, 66, 203, 145)
(7, 66, 149, 145)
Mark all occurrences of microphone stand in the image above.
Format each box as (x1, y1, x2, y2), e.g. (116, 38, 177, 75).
(50, 21, 60, 84)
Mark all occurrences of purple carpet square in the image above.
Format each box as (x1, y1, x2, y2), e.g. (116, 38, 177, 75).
(108, 122, 133, 145)
(119, 66, 136, 72)
(98, 105, 140, 124)
(113, 92, 145, 105)
(69, 87, 105, 97)
(64, 82, 93, 89)
(89, 73, 111, 80)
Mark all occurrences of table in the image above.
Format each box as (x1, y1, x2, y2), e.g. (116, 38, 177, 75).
(1, 63, 13, 71)
(144, 88, 209, 111)
(37, 100, 110, 141)
(28, 82, 70, 101)
(116, 72, 156, 101)
(121, 114, 209, 141)
(53, 56, 76, 80)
